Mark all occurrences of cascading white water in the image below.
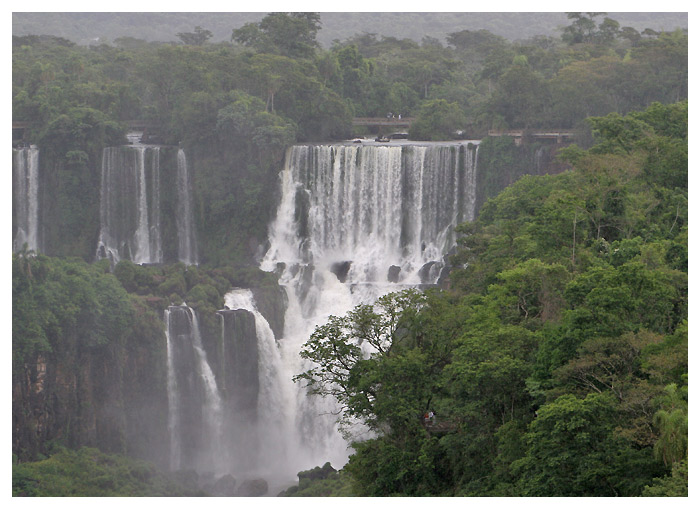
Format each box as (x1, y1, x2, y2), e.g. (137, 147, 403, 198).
(133, 147, 152, 263)
(13, 146, 40, 253)
(164, 305, 223, 472)
(535, 145, 547, 174)
(164, 307, 181, 471)
(148, 149, 163, 262)
(176, 149, 198, 265)
(222, 290, 299, 482)
(190, 309, 224, 470)
(96, 146, 162, 265)
(257, 141, 479, 482)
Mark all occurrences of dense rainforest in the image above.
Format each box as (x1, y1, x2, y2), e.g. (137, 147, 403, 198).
(12, 12, 687, 497)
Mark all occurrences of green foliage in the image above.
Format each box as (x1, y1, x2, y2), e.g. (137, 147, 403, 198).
(642, 459, 688, 496)
(489, 61, 548, 128)
(11, 19, 688, 497)
(279, 462, 355, 496)
(295, 290, 429, 431)
(13, 447, 203, 496)
(408, 99, 465, 140)
(513, 393, 662, 496)
(472, 136, 553, 210)
(651, 383, 687, 467)
(232, 12, 321, 59)
(346, 435, 448, 496)
(11, 14, 686, 263)
(561, 13, 614, 45)
(588, 101, 688, 189)
(13, 253, 133, 368)
(176, 26, 213, 46)
(216, 90, 296, 153)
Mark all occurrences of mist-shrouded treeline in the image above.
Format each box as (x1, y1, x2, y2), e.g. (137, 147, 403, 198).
(12, 11, 688, 48)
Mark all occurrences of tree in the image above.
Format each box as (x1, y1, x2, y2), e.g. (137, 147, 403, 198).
(651, 384, 687, 467)
(232, 12, 321, 59)
(513, 393, 662, 496)
(294, 290, 427, 431)
(642, 459, 688, 496)
(549, 55, 622, 125)
(489, 59, 549, 128)
(330, 44, 374, 111)
(561, 12, 607, 45)
(408, 99, 465, 140)
(176, 26, 213, 46)
(215, 90, 296, 163)
(240, 53, 303, 113)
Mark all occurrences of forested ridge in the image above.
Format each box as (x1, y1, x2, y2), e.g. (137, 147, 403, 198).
(13, 12, 687, 49)
(14, 12, 688, 142)
(12, 12, 687, 497)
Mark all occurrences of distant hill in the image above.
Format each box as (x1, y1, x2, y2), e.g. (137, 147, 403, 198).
(12, 12, 688, 47)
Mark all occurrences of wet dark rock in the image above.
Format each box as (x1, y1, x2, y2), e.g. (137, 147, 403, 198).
(330, 261, 352, 283)
(418, 261, 437, 283)
(212, 474, 237, 496)
(172, 469, 200, 492)
(387, 265, 401, 283)
(251, 284, 287, 340)
(295, 264, 315, 303)
(287, 263, 299, 278)
(218, 309, 259, 416)
(236, 478, 268, 497)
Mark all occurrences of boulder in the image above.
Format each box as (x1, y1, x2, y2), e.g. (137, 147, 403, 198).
(387, 265, 401, 283)
(212, 474, 237, 496)
(298, 462, 337, 481)
(236, 478, 268, 497)
(330, 261, 352, 283)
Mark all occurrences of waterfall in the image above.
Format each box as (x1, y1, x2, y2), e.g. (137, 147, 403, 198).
(133, 147, 152, 263)
(262, 142, 479, 297)
(96, 144, 199, 266)
(257, 141, 479, 482)
(164, 307, 181, 471)
(176, 149, 198, 265)
(220, 289, 299, 483)
(96, 146, 162, 265)
(164, 305, 222, 472)
(13, 146, 40, 253)
(535, 145, 548, 174)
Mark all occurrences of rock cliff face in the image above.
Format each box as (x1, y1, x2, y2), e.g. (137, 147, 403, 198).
(218, 309, 259, 415)
(12, 299, 169, 468)
(251, 285, 287, 340)
(11, 255, 290, 475)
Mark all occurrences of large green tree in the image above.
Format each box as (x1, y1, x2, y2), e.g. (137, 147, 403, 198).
(232, 12, 321, 59)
